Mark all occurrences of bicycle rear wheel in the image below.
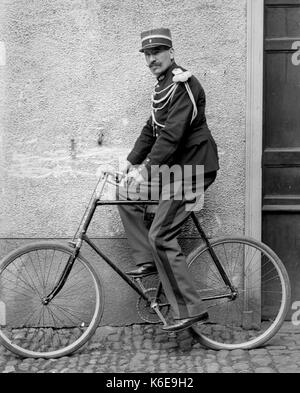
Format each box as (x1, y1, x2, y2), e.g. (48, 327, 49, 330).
(187, 236, 291, 350)
(0, 242, 104, 358)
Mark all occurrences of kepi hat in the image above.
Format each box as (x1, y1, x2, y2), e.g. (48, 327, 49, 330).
(139, 28, 172, 52)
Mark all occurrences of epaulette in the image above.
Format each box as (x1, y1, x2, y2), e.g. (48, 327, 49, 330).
(172, 68, 192, 83)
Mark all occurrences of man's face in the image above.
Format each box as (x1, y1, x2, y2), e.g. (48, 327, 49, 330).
(144, 46, 174, 77)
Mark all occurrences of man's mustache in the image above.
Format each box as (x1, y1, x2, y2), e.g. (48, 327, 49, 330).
(148, 62, 161, 68)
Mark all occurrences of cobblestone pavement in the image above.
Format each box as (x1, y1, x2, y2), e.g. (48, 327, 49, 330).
(0, 322, 300, 373)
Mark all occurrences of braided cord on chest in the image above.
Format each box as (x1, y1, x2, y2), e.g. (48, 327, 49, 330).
(150, 80, 198, 131)
(151, 83, 178, 129)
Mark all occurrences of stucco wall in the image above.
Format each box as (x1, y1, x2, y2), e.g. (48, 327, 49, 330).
(0, 0, 247, 325)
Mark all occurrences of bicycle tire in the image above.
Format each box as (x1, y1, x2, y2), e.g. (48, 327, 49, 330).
(0, 242, 104, 358)
(187, 236, 291, 350)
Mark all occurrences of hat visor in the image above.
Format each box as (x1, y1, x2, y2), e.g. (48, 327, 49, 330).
(139, 43, 172, 53)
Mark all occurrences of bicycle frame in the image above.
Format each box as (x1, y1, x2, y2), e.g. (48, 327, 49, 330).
(42, 172, 237, 306)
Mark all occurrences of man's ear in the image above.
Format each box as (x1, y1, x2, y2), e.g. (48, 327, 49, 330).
(169, 48, 175, 60)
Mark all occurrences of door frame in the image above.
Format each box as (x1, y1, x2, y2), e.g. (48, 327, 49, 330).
(245, 0, 264, 240)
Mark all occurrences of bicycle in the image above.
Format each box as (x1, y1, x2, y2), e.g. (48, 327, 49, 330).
(0, 170, 291, 358)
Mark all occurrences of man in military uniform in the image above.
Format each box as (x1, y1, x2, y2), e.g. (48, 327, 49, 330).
(118, 28, 219, 331)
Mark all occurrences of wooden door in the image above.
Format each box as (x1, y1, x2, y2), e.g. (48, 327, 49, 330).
(263, 0, 300, 318)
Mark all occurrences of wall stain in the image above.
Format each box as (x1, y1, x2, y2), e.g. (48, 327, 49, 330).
(6, 147, 129, 179)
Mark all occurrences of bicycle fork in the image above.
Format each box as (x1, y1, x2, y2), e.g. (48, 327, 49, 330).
(42, 247, 79, 305)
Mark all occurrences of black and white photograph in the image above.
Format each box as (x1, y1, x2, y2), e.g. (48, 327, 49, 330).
(0, 0, 299, 377)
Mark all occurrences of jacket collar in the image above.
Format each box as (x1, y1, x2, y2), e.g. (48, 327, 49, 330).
(157, 62, 178, 82)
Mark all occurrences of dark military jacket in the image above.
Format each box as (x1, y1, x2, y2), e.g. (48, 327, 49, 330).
(127, 62, 219, 175)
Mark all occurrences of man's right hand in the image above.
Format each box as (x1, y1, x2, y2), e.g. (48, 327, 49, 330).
(122, 161, 133, 175)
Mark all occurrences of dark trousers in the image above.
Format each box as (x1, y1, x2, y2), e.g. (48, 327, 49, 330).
(118, 171, 216, 320)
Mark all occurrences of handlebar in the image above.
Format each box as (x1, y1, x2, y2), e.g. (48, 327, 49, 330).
(100, 170, 126, 187)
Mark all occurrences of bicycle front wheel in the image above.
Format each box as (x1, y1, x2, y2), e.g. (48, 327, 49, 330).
(0, 242, 104, 358)
(187, 236, 291, 350)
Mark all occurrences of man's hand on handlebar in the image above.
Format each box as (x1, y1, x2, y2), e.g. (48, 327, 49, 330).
(97, 161, 146, 187)
(121, 161, 133, 175)
(126, 167, 144, 186)
(120, 161, 144, 186)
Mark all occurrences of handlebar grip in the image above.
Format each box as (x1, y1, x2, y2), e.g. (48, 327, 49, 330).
(102, 170, 124, 177)
(101, 170, 125, 185)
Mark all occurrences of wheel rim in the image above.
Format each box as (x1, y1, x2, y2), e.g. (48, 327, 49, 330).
(188, 238, 290, 349)
(0, 244, 102, 358)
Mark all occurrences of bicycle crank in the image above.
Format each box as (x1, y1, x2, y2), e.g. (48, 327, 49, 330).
(136, 288, 170, 324)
